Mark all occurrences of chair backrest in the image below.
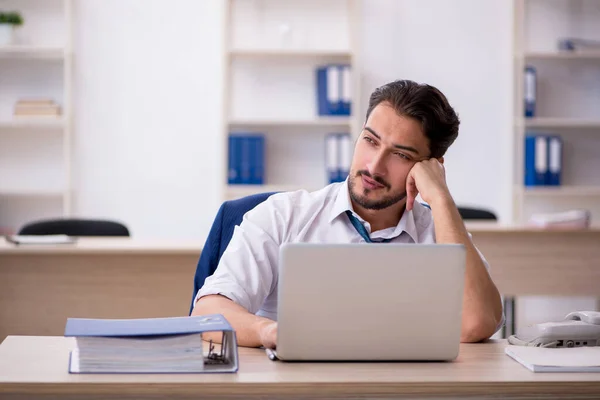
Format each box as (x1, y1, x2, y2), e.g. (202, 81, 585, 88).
(18, 218, 130, 237)
(190, 192, 277, 314)
(457, 207, 497, 221)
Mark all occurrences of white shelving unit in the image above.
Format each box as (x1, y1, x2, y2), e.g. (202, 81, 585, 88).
(0, 118, 65, 129)
(222, 0, 360, 201)
(230, 49, 354, 58)
(512, 0, 600, 226)
(0, 0, 73, 234)
(525, 50, 600, 60)
(0, 45, 65, 59)
(229, 117, 353, 128)
(518, 185, 600, 197)
(522, 118, 600, 129)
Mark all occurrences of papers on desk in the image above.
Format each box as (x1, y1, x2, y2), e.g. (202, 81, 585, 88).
(64, 314, 238, 374)
(505, 345, 600, 372)
(4, 234, 77, 245)
(528, 209, 591, 230)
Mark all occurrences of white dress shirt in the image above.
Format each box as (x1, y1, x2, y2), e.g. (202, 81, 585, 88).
(195, 179, 499, 326)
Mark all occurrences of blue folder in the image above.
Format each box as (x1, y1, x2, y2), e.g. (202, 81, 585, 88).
(524, 134, 547, 186)
(228, 134, 265, 185)
(546, 135, 562, 186)
(316, 65, 351, 116)
(524, 66, 536, 118)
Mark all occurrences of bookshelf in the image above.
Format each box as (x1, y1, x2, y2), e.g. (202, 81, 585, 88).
(518, 185, 600, 197)
(522, 118, 600, 129)
(0, 118, 65, 129)
(229, 117, 353, 128)
(0, 45, 65, 59)
(512, 0, 600, 226)
(0, 0, 73, 234)
(230, 49, 354, 58)
(222, 0, 360, 201)
(525, 50, 600, 60)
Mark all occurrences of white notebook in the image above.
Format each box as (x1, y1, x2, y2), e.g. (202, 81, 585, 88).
(505, 346, 600, 372)
(5, 234, 77, 245)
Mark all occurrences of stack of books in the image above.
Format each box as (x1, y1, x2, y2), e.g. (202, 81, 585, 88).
(13, 98, 62, 118)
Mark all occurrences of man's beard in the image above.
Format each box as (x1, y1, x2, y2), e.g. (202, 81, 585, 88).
(348, 170, 407, 210)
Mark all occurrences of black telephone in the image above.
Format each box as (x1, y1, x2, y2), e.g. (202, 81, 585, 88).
(508, 311, 600, 348)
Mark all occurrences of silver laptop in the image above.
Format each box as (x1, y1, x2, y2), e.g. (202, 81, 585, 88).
(275, 243, 466, 361)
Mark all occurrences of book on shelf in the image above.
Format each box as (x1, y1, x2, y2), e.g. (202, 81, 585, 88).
(524, 134, 562, 187)
(325, 132, 351, 184)
(64, 314, 239, 374)
(228, 133, 265, 185)
(524, 66, 536, 118)
(316, 64, 351, 116)
(13, 98, 62, 117)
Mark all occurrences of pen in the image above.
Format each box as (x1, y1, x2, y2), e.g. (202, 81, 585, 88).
(265, 348, 277, 361)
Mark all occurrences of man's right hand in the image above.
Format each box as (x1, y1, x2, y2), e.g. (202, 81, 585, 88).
(194, 294, 277, 348)
(259, 321, 278, 349)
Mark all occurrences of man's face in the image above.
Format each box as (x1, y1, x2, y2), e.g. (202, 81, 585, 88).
(349, 102, 430, 210)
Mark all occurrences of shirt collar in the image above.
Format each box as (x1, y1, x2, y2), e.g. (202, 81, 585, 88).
(328, 178, 419, 243)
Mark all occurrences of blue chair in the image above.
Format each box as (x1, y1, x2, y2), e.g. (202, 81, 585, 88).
(189, 192, 277, 315)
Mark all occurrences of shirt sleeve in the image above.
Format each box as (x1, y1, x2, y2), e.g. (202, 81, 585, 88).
(193, 194, 290, 315)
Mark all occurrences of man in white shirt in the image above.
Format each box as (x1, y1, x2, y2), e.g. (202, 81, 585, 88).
(193, 80, 504, 348)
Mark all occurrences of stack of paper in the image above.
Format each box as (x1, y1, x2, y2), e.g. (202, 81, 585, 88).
(70, 334, 206, 373)
(505, 345, 600, 372)
(5, 234, 77, 245)
(528, 209, 591, 230)
(64, 314, 239, 374)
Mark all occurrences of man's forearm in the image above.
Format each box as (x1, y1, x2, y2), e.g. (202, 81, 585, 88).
(429, 194, 503, 342)
(192, 294, 272, 347)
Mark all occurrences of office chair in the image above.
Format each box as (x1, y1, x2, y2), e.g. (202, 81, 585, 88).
(18, 218, 130, 237)
(457, 207, 497, 221)
(190, 192, 277, 315)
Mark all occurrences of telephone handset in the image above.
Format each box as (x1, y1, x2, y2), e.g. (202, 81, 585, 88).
(508, 311, 600, 348)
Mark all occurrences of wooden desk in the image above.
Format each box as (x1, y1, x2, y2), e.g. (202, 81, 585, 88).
(1, 227, 599, 341)
(466, 223, 600, 296)
(0, 336, 599, 399)
(0, 238, 202, 340)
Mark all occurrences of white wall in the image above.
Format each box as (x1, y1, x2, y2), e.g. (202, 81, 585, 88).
(72, 0, 514, 241)
(72, 0, 225, 240)
(359, 0, 514, 222)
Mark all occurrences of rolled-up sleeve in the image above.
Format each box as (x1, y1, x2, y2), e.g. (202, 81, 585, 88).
(194, 195, 287, 314)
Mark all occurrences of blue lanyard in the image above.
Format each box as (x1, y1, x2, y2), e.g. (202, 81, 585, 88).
(345, 211, 392, 243)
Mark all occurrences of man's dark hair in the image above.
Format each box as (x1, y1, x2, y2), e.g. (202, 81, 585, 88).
(365, 80, 460, 159)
